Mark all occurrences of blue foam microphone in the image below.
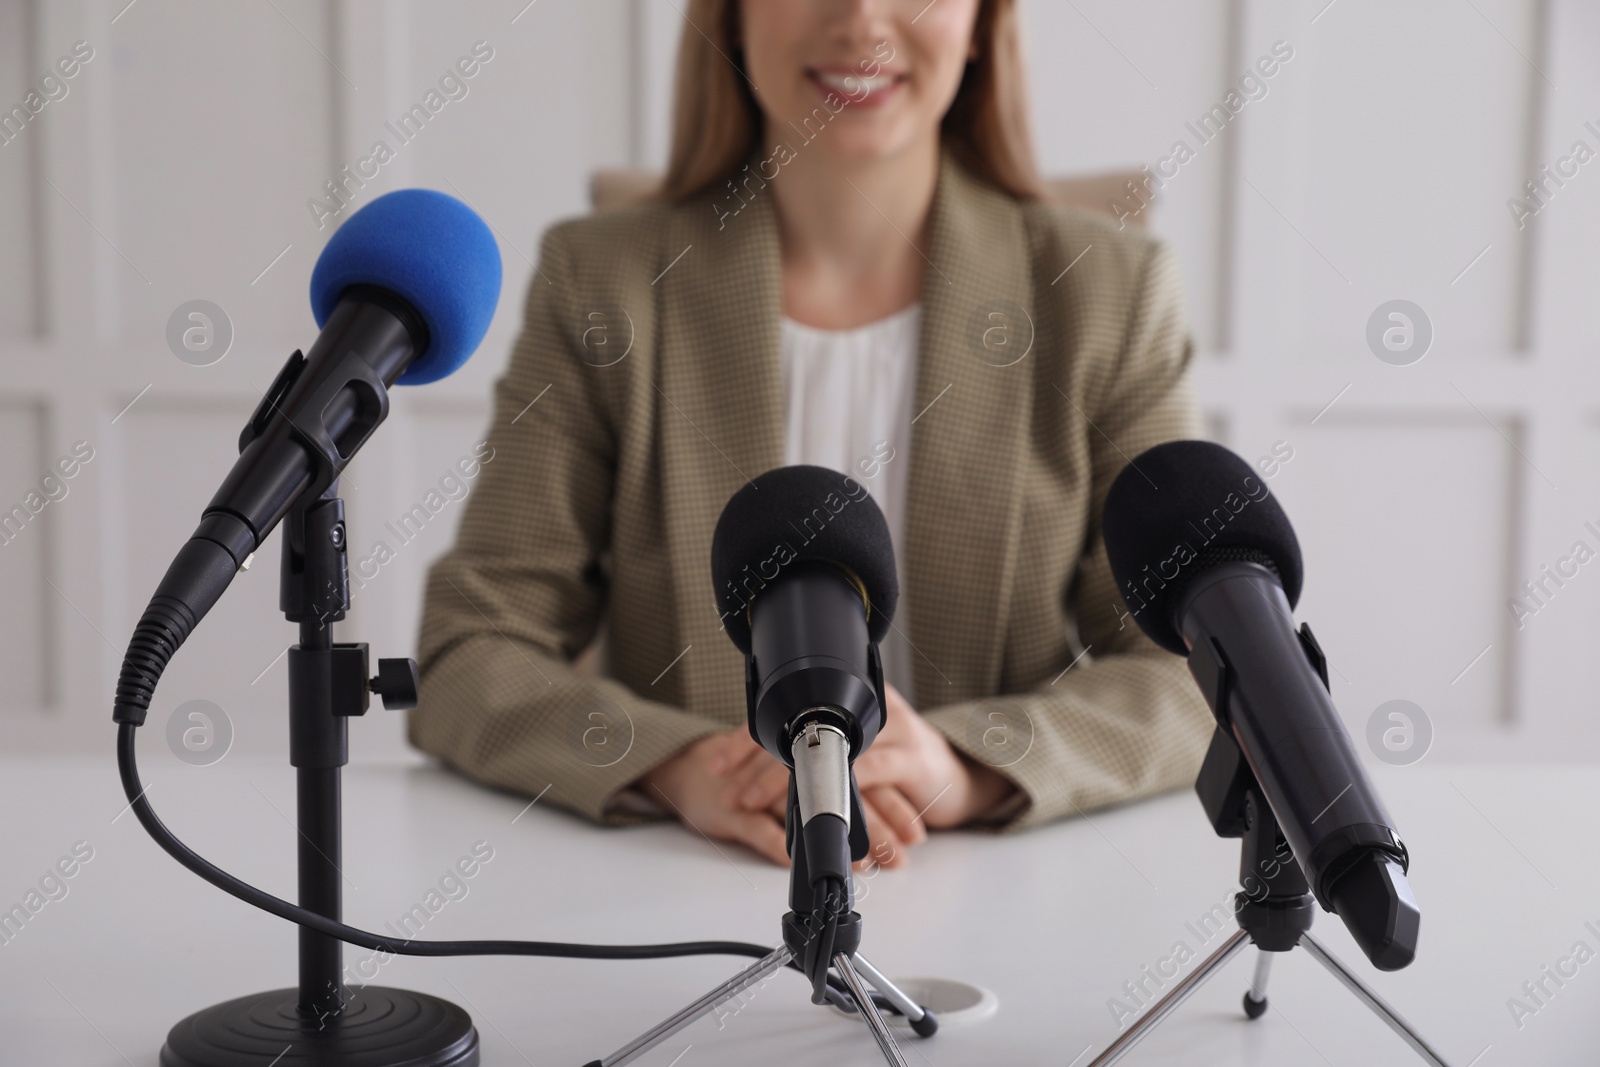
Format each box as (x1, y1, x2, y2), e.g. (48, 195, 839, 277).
(114, 189, 500, 725)
(309, 189, 502, 385)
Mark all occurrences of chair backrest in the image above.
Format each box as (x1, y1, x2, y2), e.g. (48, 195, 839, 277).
(589, 167, 1150, 225)
(590, 169, 665, 213)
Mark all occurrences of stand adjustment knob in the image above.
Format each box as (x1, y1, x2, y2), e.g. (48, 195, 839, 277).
(370, 657, 420, 710)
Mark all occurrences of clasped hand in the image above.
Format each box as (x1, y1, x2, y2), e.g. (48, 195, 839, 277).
(641, 685, 1014, 869)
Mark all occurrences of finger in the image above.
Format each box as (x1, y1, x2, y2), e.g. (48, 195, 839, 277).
(855, 832, 904, 873)
(878, 685, 911, 740)
(722, 749, 784, 808)
(884, 682, 925, 723)
(865, 785, 926, 846)
(706, 731, 764, 776)
(737, 761, 790, 812)
(723, 741, 780, 789)
(850, 744, 922, 792)
(731, 810, 791, 867)
(696, 732, 736, 775)
(856, 793, 908, 869)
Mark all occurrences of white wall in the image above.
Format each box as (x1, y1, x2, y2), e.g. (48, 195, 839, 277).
(0, 0, 635, 759)
(0, 0, 1594, 768)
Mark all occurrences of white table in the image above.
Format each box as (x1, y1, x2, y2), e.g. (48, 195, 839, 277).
(1, 749, 1596, 1066)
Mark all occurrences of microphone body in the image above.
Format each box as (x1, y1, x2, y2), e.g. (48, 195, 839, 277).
(112, 292, 429, 729)
(746, 564, 885, 888)
(113, 188, 500, 727)
(1178, 561, 1415, 967)
(711, 465, 900, 997)
(1102, 439, 1419, 971)
(207, 288, 423, 555)
(747, 562, 884, 761)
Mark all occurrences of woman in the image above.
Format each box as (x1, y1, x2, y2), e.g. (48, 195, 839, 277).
(410, 0, 1213, 869)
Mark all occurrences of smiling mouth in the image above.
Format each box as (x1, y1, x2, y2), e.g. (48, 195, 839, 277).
(806, 68, 905, 104)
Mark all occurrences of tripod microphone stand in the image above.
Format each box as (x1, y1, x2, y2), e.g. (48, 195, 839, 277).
(1085, 728, 1452, 1067)
(159, 483, 480, 1067)
(586, 772, 937, 1067)
(636, 467, 939, 1066)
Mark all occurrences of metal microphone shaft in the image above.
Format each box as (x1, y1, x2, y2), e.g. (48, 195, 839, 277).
(792, 722, 853, 890)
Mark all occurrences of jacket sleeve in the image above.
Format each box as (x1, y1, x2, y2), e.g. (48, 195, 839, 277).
(408, 225, 719, 825)
(920, 238, 1216, 831)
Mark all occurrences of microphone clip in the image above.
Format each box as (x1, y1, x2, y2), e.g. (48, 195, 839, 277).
(230, 290, 417, 539)
(237, 334, 391, 505)
(239, 348, 307, 453)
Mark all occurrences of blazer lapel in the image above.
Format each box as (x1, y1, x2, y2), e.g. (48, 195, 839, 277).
(904, 155, 1035, 706)
(652, 154, 1034, 720)
(654, 185, 787, 722)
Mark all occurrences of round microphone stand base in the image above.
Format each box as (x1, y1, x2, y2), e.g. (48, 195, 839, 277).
(160, 986, 478, 1067)
(160, 488, 479, 1067)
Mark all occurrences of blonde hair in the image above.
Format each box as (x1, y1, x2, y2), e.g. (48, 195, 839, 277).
(659, 0, 1044, 203)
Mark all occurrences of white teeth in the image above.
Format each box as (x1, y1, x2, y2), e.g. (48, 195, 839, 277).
(815, 71, 895, 95)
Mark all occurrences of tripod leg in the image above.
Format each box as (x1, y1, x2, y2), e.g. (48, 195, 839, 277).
(1299, 933, 1454, 1067)
(833, 952, 911, 1067)
(850, 954, 938, 1037)
(586, 946, 794, 1067)
(1243, 950, 1273, 1019)
(1088, 928, 1251, 1067)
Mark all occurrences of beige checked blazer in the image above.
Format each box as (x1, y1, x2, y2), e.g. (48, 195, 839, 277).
(409, 151, 1214, 832)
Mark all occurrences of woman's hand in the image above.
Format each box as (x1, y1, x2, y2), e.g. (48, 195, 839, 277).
(854, 684, 1016, 830)
(726, 684, 1017, 863)
(642, 729, 916, 870)
(638, 731, 790, 866)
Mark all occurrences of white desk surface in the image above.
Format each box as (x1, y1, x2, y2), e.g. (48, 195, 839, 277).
(1, 749, 1597, 1067)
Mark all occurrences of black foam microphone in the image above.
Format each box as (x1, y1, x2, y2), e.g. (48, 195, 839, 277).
(710, 465, 898, 996)
(711, 465, 898, 868)
(1103, 440, 1419, 971)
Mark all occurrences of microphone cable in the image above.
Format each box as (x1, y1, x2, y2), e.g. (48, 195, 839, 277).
(115, 722, 903, 1014)
(107, 539, 904, 1014)
(803, 875, 849, 1004)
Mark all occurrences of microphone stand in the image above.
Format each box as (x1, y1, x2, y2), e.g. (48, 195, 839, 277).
(590, 609, 938, 1067)
(159, 482, 481, 1067)
(1085, 629, 1453, 1067)
(584, 770, 936, 1067)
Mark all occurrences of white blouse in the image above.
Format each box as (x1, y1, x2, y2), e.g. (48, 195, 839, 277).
(779, 304, 921, 706)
